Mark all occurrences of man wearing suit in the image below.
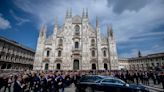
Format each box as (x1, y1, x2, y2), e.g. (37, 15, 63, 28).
(13, 75, 25, 92)
(160, 72, 164, 89)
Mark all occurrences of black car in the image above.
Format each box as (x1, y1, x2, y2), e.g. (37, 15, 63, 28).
(76, 75, 149, 92)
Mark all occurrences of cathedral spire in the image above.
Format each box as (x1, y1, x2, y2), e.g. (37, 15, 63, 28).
(110, 27, 113, 38)
(39, 24, 46, 37)
(107, 25, 113, 39)
(107, 25, 109, 36)
(66, 8, 72, 18)
(66, 9, 69, 18)
(107, 25, 113, 38)
(39, 24, 43, 37)
(82, 8, 88, 18)
(96, 16, 99, 28)
(55, 16, 58, 27)
(86, 8, 88, 18)
(53, 17, 58, 35)
(82, 8, 85, 18)
(138, 50, 142, 57)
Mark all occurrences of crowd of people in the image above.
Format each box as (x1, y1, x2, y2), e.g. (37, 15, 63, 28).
(0, 70, 164, 92)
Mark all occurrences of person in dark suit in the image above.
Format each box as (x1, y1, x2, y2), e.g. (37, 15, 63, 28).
(40, 73, 47, 92)
(33, 73, 41, 92)
(0, 75, 5, 90)
(3, 76, 8, 92)
(13, 75, 24, 92)
(73, 72, 81, 88)
(160, 72, 164, 89)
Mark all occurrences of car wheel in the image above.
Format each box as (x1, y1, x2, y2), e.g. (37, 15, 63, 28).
(85, 87, 93, 92)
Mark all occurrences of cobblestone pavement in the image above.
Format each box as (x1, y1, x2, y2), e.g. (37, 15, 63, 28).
(142, 81, 164, 92)
(65, 83, 164, 92)
(144, 85, 164, 92)
(65, 84, 76, 92)
(1, 83, 164, 92)
(0, 84, 77, 92)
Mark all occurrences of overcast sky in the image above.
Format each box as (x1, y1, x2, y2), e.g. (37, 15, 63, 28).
(0, 0, 164, 58)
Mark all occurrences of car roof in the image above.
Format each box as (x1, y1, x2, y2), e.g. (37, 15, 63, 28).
(85, 75, 125, 80)
(83, 75, 114, 79)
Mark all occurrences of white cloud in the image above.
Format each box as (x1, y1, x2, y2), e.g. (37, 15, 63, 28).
(107, 0, 151, 14)
(13, 0, 164, 57)
(13, 0, 108, 28)
(105, 0, 164, 43)
(9, 10, 30, 26)
(120, 46, 164, 58)
(0, 13, 11, 30)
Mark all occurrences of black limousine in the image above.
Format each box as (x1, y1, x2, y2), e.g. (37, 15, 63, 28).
(76, 75, 149, 92)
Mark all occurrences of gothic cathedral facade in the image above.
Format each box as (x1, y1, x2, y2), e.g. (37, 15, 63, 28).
(33, 9, 118, 70)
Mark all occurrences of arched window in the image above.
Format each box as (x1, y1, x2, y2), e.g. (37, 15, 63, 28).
(45, 63, 49, 70)
(75, 25, 80, 35)
(75, 25, 80, 31)
(1, 63, 7, 69)
(56, 63, 61, 70)
(92, 63, 96, 70)
(73, 60, 79, 70)
(104, 63, 108, 70)
(75, 42, 79, 48)
(58, 38, 63, 46)
(141, 64, 144, 70)
(7, 64, 12, 69)
(91, 39, 95, 46)
(137, 64, 139, 70)
(103, 50, 106, 57)
(46, 50, 50, 57)
(92, 50, 95, 57)
(58, 51, 61, 57)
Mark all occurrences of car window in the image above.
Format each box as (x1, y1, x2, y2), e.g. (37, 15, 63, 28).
(102, 79, 116, 83)
(80, 76, 91, 82)
(80, 76, 102, 82)
(115, 79, 125, 84)
(102, 79, 125, 85)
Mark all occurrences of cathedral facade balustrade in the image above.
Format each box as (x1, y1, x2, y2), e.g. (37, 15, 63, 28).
(90, 45, 97, 49)
(90, 58, 97, 63)
(56, 57, 63, 60)
(55, 59, 62, 63)
(57, 45, 63, 50)
(73, 34, 80, 40)
(43, 57, 50, 62)
(72, 47, 81, 55)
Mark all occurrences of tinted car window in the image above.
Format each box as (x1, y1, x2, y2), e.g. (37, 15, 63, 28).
(115, 79, 125, 85)
(80, 76, 92, 82)
(102, 79, 125, 85)
(102, 79, 116, 83)
(80, 76, 103, 82)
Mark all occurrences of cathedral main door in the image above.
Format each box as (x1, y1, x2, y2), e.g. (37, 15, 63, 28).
(73, 60, 79, 70)
(92, 63, 96, 70)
